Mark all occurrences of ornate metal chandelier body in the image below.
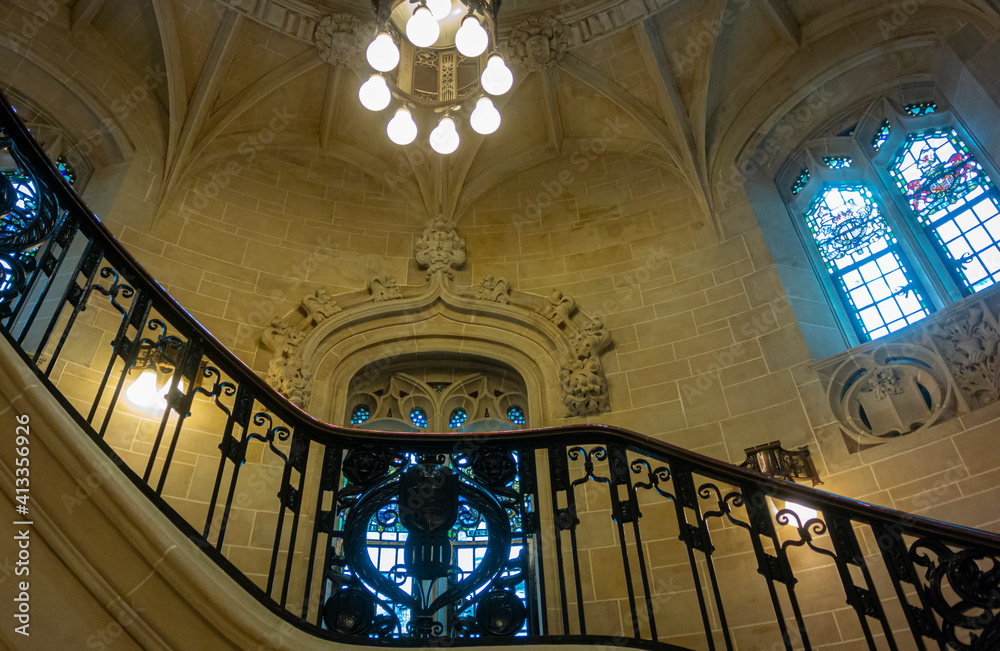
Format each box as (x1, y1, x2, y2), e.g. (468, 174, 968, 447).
(361, 0, 513, 153)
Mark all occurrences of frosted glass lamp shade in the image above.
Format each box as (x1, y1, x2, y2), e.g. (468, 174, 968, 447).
(387, 107, 418, 145)
(406, 5, 440, 47)
(366, 32, 400, 72)
(359, 74, 391, 111)
(481, 54, 513, 96)
(426, 0, 452, 20)
(470, 97, 501, 134)
(455, 16, 488, 57)
(429, 116, 460, 154)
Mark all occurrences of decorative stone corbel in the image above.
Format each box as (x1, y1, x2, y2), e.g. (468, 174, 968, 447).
(476, 274, 511, 304)
(560, 317, 612, 417)
(504, 15, 569, 72)
(539, 289, 576, 327)
(415, 218, 466, 278)
(370, 275, 403, 302)
(302, 288, 341, 325)
(314, 13, 371, 70)
(261, 318, 313, 408)
(926, 304, 1000, 410)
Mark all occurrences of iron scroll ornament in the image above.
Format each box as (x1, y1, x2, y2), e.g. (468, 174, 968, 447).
(337, 462, 513, 637)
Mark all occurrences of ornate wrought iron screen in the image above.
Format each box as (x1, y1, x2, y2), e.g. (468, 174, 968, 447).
(2, 91, 1000, 650)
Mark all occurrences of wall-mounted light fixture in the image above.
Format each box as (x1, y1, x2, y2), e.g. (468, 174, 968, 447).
(740, 440, 823, 524)
(125, 343, 202, 410)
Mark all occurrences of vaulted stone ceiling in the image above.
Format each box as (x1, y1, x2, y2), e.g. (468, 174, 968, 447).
(9, 0, 1000, 232)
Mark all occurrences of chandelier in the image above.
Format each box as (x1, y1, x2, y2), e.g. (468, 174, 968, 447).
(361, 0, 513, 154)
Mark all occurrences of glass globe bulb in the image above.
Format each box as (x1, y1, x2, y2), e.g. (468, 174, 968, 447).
(455, 16, 488, 57)
(426, 0, 452, 20)
(470, 97, 501, 134)
(429, 116, 460, 154)
(481, 54, 513, 96)
(359, 74, 391, 111)
(366, 32, 399, 72)
(387, 107, 418, 145)
(127, 369, 163, 409)
(406, 5, 440, 47)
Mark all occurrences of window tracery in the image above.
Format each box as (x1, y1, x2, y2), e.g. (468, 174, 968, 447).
(781, 97, 1000, 343)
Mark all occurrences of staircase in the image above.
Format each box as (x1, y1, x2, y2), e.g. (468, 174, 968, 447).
(1, 91, 998, 651)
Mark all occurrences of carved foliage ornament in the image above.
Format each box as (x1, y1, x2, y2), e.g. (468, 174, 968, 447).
(927, 305, 1000, 410)
(415, 219, 466, 278)
(504, 16, 569, 72)
(314, 13, 371, 70)
(370, 275, 403, 302)
(560, 317, 612, 417)
(261, 317, 313, 408)
(476, 275, 510, 304)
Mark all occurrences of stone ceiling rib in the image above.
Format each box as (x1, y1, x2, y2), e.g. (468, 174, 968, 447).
(759, 0, 800, 47)
(632, 18, 712, 225)
(539, 69, 564, 156)
(157, 10, 243, 216)
(191, 49, 324, 161)
(152, 0, 188, 177)
(71, 0, 107, 33)
(320, 65, 345, 151)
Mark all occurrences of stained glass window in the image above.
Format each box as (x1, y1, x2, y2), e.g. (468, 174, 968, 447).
(55, 156, 75, 185)
(903, 102, 937, 116)
(823, 156, 853, 169)
(0, 170, 41, 299)
(350, 404, 371, 425)
(506, 405, 526, 425)
(409, 407, 427, 428)
(804, 185, 932, 340)
(889, 128, 1000, 293)
(791, 168, 811, 195)
(872, 119, 891, 152)
(449, 407, 468, 428)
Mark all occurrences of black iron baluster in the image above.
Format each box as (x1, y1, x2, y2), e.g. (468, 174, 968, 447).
(86, 271, 141, 426)
(547, 443, 579, 634)
(12, 214, 77, 345)
(740, 483, 810, 651)
(304, 444, 342, 621)
(673, 465, 730, 651)
(605, 442, 650, 639)
(4, 210, 69, 330)
(519, 446, 546, 636)
(823, 512, 898, 650)
(35, 240, 103, 374)
(275, 430, 311, 608)
(871, 522, 943, 650)
(95, 292, 153, 437)
(153, 338, 203, 494)
(204, 381, 253, 548)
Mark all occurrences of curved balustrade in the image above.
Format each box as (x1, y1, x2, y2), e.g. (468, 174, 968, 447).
(2, 91, 1000, 651)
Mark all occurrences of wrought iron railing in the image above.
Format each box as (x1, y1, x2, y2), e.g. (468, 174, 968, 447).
(1, 91, 999, 651)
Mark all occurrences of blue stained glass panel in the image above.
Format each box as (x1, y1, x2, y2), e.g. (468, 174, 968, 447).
(791, 168, 810, 195)
(804, 185, 932, 340)
(350, 404, 370, 424)
(449, 408, 468, 428)
(823, 156, 853, 169)
(506, 405, 526, 425)
(903, 102, 937, 116)
(890, 128, 1000, 294)
(872, 119, 891, 152)
(409, 407, 427, 428)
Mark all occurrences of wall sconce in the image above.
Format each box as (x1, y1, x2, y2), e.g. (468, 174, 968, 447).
(739, 440, 822, 486)
(740, 440, 822, 524)
(125, 343, 204, 410)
